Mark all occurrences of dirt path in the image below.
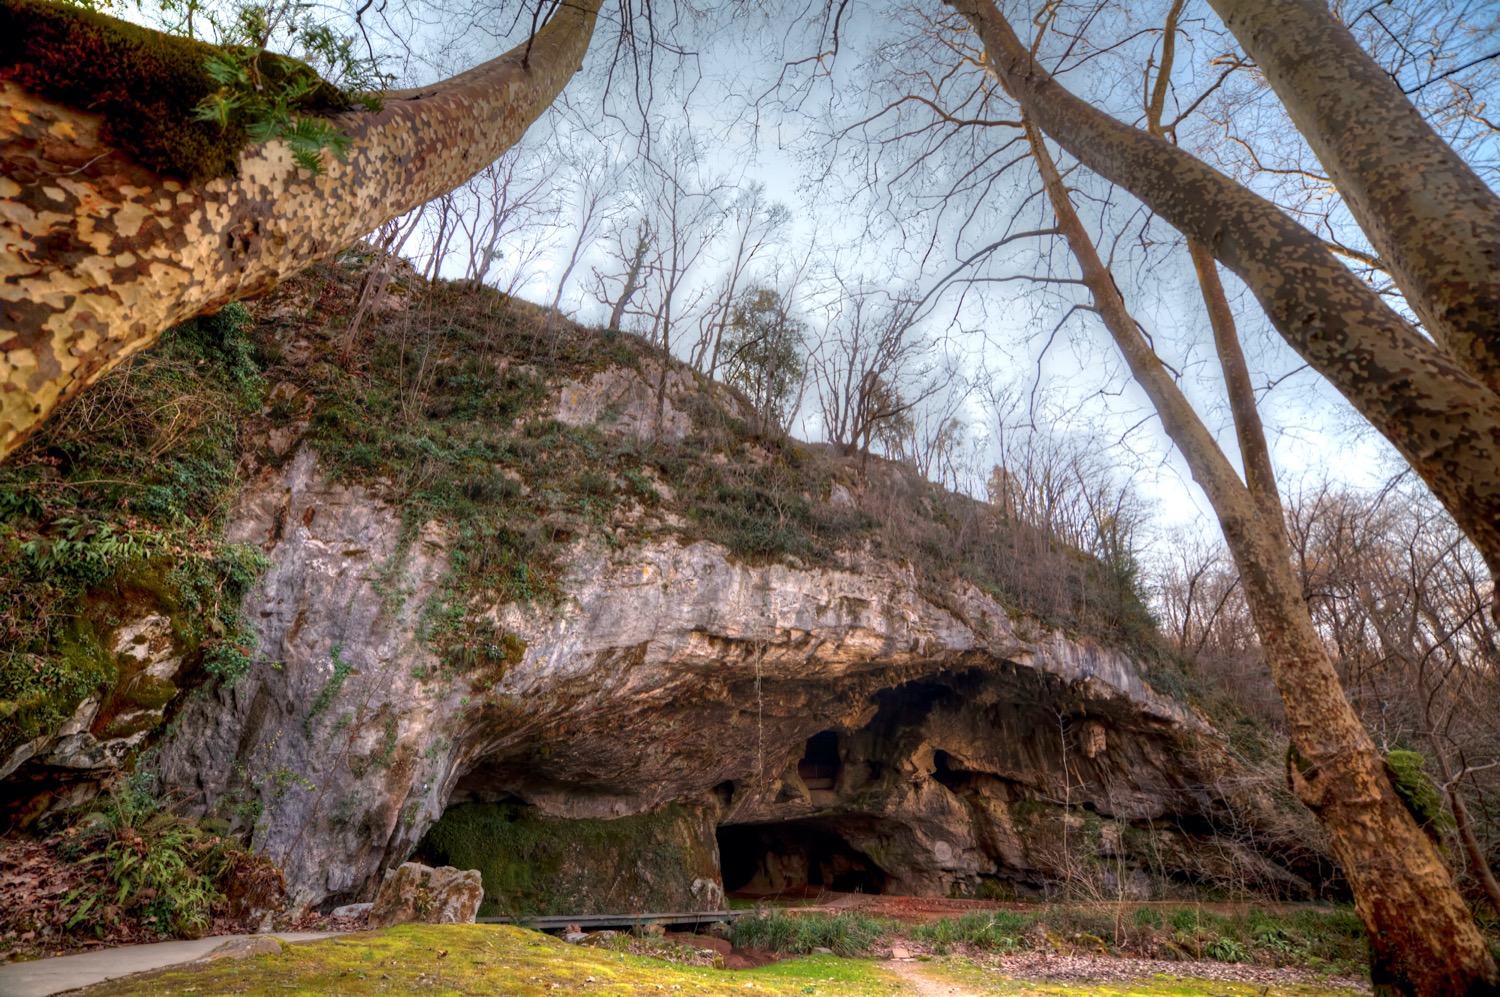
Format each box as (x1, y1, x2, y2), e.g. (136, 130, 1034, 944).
(886, 958, 983, 997)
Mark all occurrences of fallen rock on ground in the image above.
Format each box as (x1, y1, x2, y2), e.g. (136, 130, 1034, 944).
(205, 937, 282, 961)
(330, 902, 373, 919)
(368, 864, 483, 928)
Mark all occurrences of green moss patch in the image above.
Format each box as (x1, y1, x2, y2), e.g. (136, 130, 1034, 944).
(0, 305, 267, 764)
(0, 0, 348, 181)
(79, 923, 904, 996)
(1384, 750, 1452, 833)
(416, 802, 719, 917)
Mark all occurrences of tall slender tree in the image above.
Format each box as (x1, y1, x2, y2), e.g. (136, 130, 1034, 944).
(943, 0, 1500, 586)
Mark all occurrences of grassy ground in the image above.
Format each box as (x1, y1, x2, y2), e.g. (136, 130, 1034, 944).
(78, 924, 906, 996)
(71, 922, 1372, 997)
(729, 906, 1369, 977)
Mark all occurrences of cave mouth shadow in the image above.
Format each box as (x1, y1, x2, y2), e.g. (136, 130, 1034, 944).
(717, 816, 890, 897)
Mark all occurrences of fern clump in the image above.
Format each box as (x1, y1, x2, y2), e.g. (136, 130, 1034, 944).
(0, 0, 387, 180)
(194, 4, 390, 175)
(58, 772, 246, 939)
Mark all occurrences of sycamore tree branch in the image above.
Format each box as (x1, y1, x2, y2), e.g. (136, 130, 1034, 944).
(0, 0, 602, 459)
(1207, 0, 1500, 392)
(944, 0, 1500, 581)
(1023, 113, 1499, 992)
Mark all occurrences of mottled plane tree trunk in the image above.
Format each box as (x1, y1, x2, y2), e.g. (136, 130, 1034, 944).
(1208, 0, 1500, 392)
(945, 0, 1500, 590)
(958, 0, 1500, 985)
(1025, 114, 1500, 994)
(0, 0, 601, 459)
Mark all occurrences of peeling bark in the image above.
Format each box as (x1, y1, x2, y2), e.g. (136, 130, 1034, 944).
(1207, 0, 1500, 393)
(1025, 116, 1500, 995)
(0, 0, 601, 459)
(945, 0, 1500, 586)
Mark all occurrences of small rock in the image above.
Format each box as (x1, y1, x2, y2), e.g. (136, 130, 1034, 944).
(206, 936, 282, 961)
(330, 902, 373, 919)
(563, 932, 589, 944)
(890, 944, 912, 960)
(812, 946, 834, 955)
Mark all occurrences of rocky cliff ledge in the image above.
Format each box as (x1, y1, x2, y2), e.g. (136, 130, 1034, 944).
(0, 258, 1331, 916)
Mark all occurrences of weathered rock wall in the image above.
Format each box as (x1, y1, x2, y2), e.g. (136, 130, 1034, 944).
(145, 439, 1313, 911)
(2, 266, 1329, 913)
(158, 447, 460, 907)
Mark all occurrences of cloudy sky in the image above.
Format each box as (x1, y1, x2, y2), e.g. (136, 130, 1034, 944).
(126, 0, 1500, 557)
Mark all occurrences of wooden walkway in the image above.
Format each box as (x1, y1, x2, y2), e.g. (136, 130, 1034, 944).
(477, 910, 742, 931)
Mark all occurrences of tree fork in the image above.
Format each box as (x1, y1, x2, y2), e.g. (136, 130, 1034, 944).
(944, 0, 1500, 589)
(0, 0, 601, 459)
(1025, 116, 1500, 994)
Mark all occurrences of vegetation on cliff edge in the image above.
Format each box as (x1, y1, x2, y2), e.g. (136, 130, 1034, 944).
(0, 305, 268, 767)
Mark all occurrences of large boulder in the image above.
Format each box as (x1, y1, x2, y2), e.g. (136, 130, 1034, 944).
(368, 863, 484, 928)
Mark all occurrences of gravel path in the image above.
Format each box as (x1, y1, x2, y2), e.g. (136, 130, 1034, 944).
(974, 952, 1369, 991)
(884, 951, 1371, 996)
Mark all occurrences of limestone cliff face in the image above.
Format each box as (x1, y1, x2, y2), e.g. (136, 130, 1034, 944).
(149, 410, 1309, 911)
(1, 265, 1327, 912)
(157, 447, 457, 907)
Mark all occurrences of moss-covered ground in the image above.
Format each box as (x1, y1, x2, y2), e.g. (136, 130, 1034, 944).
(79, 924, 906, 996)
(69, 922, 1371, 996)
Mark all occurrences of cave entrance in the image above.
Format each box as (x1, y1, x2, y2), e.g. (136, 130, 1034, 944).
(797, 730, 841, 791)
(717, 817, 889, 897)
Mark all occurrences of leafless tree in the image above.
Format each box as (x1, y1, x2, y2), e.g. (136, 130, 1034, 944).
(688, 183, 792, 375)
(810, 285, 945, 460)
(549, 147, 626, 313)
(452, 152, 555, 291)
(591, 216, 654, 331)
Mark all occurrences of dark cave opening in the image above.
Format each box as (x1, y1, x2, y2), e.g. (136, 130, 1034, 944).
(931, 749, 970, 792)
(717, 817, 890, 896)
(797, 730, 841, 791)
